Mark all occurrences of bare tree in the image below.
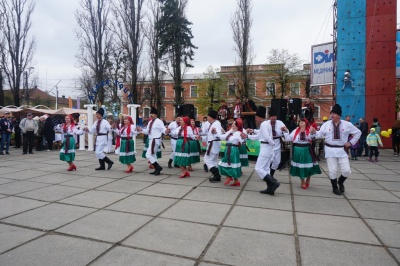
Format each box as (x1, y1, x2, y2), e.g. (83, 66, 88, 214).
(267, 49, 303, 99)
(230, 0, 254, 99)
(75, 0, 114, 105)
(112, 0, 145, 105)
(0, 0, 36, 106)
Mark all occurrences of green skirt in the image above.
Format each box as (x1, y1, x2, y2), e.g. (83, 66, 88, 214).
(290, 145, 322, 179)
(174, 138, 191, 166)
(239, 143, 249, 167)
(218, 144, 242, 178)
(119, 139, 136, 164)
(142, 137, 162, 159)
(59, 135, 76, 162)
(188, 140, 200, 164)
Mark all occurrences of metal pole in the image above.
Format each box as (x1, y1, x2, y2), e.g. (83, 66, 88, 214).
(55, 86, 58, 110)
(25, 71, 28, 106)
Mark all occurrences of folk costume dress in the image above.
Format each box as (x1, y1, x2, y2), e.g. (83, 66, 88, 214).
(141, 118, 162, 159)
(283, 128, 321, 179)
(173, 126, 197, 167)
(189, 125, 201, 164)
(55, 124, 84, 162)
(238, 128, 249, 167)
(116, 124, 138, 165)
(217, 130, 243, 178)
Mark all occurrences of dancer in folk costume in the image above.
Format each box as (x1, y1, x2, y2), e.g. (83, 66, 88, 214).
(236, 118, 249, 167)
(282, 118, 322, 189)
(167, 116, 180, 168)
(200, 115, 211, 172)
(137, 107, 167, 175)
(188, 118, 201, 171)
(55, 115, 84, 171)
(310, 104, 361, 195)
(247, 106, 280, 195)
(213, 119, 246, 187)
(115, 116, 138, 173)
(142, 117, 162, 169)
(172, 116, 197, 178)
(85, 108, 114, 170)
(266, 108, 286, 180)
(114, 113, 124, 155)
(200, 110, 223, 183)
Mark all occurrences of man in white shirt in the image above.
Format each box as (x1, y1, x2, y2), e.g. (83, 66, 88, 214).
(86, 108, 114, 170)
(247, 106, 280, 195)
(310, 104, 361, 195)
(137, 107, 167, 175)
(202, 110, 222, 182)
(167, 116, 180, 168)
(266, 108, 286, 181)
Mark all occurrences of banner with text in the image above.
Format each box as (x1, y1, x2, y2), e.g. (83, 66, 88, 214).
(311, 42, 335, 86)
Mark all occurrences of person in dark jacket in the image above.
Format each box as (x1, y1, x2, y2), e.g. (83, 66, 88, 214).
(357, 117, 369, 157)
(43, 114, 55, 151)
(242, 96, 257, 129)
(0, 111, 14, 155)
(12, 116, 21, 148)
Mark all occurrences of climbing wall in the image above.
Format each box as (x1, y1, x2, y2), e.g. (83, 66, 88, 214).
(365, 0, 397, 144)
(336, 0, 367, 123)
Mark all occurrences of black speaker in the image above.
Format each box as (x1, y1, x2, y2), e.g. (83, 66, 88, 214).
(288, 98, 302, 115)
(270, 99, 287, 122)
(176, 104, 195, 119)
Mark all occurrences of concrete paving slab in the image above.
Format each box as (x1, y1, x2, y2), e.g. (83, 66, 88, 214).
(56, 210, 152, 243)
(389, 248, 400, 262)
(364, 174, 400, 182)
(106, 194, 177, 216)
(184, 187, 240, 204)
(137, 183, 194, 199)
(292, 183, 341, 198)
(0, 224, 44, 254)
(0, 194, 7, 199)
(88, 169, 131, 179)
(92, 246, 195, 266)
(346, 173, 369, 180)
(299, 236, 397, 266)
(365, 219, 400, 248)
(0, 235, 111, 266)
(224, 206, 294, 234)
(376, 181, 400, 191)
(296, 213, 380, 244)
(28, 173, 83, 184)
(393, 191, 400, 198)
(1, 170, 48, 180)
(357, 168, 396, 175)
(236, 190, 293, 211)
(2, 203, 96, 230)
(203, 227, 296, 265)
(345, 179, 384, 190)
(123, 218, 216, 258)
(159, 176, 208, 186)
(0, 178, 16, 185)
(58, 190, 129, 208)
(124, 173, 169, 182)
(243, 180, 291, 194)
(60, 176, 116, 189)
(160, 200, 230, 225)
(351, 200, 400, 221)
(95, 179, 152, 194)
(0, 180, 51, 195)
(344, 188, 400, 202)
(17, 185, 87, 202)
(0, 196, 47, 219)
(294, 195, 358, 217)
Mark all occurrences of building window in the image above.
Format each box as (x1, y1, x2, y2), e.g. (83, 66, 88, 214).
(266, 82, 275, 96)
(290, 82, 300, 96)
(143, 87, 151, 99)
(228, 84, 236, 96)
(248, 82, 256, 96)
(190, 85, 198, 98)
(143, 107, 150, 118)
(160, 86, 166, 98)
(313, 105, 320, 119)
(310, 86, 320, 96)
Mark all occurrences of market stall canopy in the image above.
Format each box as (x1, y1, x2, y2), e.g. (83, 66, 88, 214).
(53, 107, 88, 115)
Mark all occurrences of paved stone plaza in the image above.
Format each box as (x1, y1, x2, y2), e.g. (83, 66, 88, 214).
(0, 141, 399, 265)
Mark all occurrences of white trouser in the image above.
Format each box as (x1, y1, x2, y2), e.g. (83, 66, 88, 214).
(255, 154, 274, 179)
(146, 142, 160, 164)
(170, 139, 177, 160)
(95, 136, 107, 159)
(271, 147, 281, 170)
(204, 152, 219, 169)
(326, 157, 351, 180)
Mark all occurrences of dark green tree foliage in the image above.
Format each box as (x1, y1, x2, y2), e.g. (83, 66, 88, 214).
(156, 0, 196, 105)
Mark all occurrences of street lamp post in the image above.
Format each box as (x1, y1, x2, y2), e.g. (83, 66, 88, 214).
(24, 67, 34, 106)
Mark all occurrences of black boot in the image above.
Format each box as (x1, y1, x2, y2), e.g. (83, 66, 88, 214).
(168, 159, 173, 169)
(103, 156, 114, 170)
(209, 167, 221, 183)
(270, 169, 277, 182)
(330, 179, 342, 195)
(95, 159, 106, 170)
(260, 174, 280, 195)
(338, 175, 347, 193)
(203, 164, 209, 172)
(150, 162, 163, 175)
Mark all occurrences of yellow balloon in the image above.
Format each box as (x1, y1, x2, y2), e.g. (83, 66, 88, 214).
(381, 131, 389, 138)
(388, 128, 392, 134)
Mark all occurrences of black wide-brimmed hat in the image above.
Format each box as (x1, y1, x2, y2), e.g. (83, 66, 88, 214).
(330, 104, 342, 116)
(96, 108, 104, 116)
(207, 109, 218, 119)
(150, 106, 158, 115)
(268, 108, 277, 117)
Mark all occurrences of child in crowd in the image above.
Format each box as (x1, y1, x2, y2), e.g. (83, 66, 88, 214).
(349, 135, 359, 160)
(366, 128, 383, 162)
